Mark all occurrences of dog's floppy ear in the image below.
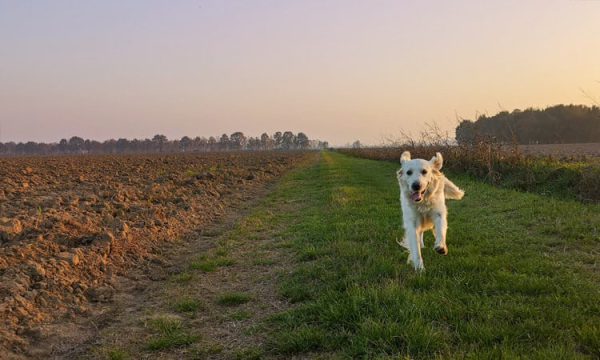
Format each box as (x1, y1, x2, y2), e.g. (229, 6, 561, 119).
(430, 152, 443, 170)
(400, 151, 411, 164)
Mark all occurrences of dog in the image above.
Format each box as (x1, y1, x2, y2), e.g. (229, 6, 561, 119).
(396, 151, 464, 271)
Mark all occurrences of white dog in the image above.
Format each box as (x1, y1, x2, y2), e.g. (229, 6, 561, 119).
(396, 151, 464, 271)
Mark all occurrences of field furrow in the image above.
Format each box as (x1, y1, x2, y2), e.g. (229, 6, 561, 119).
(0, 152, 315, 358)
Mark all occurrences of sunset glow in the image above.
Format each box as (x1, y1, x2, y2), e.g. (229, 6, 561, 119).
(1, 0, 599, 145)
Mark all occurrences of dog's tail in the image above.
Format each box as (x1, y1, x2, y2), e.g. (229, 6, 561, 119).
(395, 236, 409, 249)
(444, 177, 464, 200)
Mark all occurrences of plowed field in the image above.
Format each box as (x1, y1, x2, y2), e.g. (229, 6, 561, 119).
(0, 152, 313, 356)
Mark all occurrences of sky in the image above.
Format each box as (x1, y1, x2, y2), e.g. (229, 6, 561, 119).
(1, 0, 599, 146)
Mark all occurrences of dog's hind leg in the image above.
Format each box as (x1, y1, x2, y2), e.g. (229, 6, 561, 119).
(433, 211, 448, 255)
(419, 232, 424, 248)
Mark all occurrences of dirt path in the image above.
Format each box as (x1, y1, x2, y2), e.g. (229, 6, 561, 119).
(23, 167, 307, 360)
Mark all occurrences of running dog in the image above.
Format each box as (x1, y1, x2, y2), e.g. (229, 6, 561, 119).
(396, 151, 464, 271)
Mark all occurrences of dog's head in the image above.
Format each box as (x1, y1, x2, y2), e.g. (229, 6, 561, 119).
(397, 151, 443, 203)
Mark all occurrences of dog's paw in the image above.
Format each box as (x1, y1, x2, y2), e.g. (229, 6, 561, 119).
(414, 263, 425, 272)
(434, 246, 448, 255)
(407, 255, 425, 271)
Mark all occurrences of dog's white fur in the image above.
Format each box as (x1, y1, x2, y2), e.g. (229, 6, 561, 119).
(396, 151, 464, 271)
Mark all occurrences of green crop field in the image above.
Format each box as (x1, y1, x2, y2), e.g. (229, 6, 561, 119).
(261, 152, 599, 359)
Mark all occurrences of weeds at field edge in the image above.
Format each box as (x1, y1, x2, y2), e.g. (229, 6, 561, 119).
(338, 141, 600, 203)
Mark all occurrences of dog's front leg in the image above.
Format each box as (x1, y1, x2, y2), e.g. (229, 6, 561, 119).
(433, 211, 448, 255)
(406, 228, 424, 271)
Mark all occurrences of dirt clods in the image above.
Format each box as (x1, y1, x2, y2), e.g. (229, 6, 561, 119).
(0, 151, 311, 357)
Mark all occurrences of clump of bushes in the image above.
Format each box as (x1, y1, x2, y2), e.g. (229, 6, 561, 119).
(338, 137, 600, 203)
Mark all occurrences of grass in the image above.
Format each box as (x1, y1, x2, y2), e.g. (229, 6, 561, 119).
(146, 316, 199, 351)
(189, 256, 235, 272)
(170, 271, 193, 283)
(172, 297, 204, 314)
(188, 342, 224, 358)
(106, 348, 129, 360)
(229, 310, 253, 321)
(261, 152, 600, 359)
(216, 292, 252, 307)
(233, 347, 264, 360)
(252, 257, 276, 266)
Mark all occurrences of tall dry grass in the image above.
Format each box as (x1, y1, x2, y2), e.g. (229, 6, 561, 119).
(338, 131, 600, 203)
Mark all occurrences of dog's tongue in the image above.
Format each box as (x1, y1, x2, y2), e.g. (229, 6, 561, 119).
(411, 192, 422, 202)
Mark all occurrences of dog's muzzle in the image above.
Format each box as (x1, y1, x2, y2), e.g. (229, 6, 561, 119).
(410, 190, 425, 202)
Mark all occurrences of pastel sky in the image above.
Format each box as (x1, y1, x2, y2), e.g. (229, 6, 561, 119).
(1, 1, 599, 145)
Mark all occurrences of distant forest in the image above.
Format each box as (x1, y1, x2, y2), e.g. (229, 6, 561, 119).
(455, 104, 600, 145)
(0, 131, 329, 156)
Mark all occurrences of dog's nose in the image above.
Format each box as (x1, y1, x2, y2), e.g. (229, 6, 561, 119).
(411, 182, 421, 191)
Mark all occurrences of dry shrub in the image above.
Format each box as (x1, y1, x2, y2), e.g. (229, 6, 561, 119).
(338, 129, 600, 203)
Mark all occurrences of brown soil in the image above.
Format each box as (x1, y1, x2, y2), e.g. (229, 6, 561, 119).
(50, 182, 304, 359)
(0, 152, 313, 358)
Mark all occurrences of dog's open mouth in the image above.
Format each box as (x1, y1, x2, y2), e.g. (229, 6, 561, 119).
(410, 190, 425, 202)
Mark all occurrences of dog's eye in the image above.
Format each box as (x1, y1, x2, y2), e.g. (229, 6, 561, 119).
(422, 170, 428, 175)
(406, 170, 413, 176)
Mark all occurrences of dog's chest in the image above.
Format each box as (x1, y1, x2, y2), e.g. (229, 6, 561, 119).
(414, 201, 434, 214)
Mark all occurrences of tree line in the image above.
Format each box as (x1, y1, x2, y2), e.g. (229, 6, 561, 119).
(455, 104, 600, 145)
(0, 131, 329, 155)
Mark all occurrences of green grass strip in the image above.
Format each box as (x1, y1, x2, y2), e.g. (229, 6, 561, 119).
(264, 151, 599, 359)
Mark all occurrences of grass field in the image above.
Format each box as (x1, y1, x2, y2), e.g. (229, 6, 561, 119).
(262, 152, 599, 359)
(27, 151, 600, 359)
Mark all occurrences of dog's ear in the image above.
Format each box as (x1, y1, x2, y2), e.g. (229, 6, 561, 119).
(430, 152, 443, 170)
(400, 151, 411, 164)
